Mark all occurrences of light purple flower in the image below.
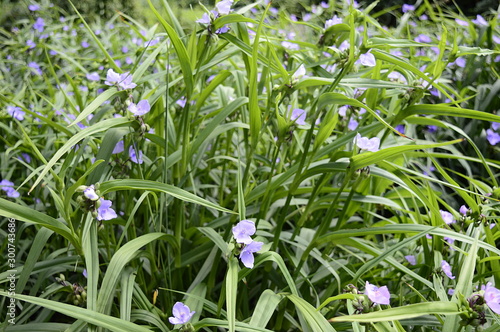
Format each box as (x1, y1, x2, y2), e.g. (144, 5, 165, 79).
(415, 34, 432, 43)
(113, 141, 124, 154)
(82, 269, 88, 278)
(441, 260, 455, 279)
(239, 240, 263, 268)
(365, 281, 391, 305)
(232, 220, 256, 244)
(168, 302, 195, 325)
(81, 41, 89, 48)
(338, 105, 348, 117)
(419, 14, 428, 21)
(86, 72, 100, 81)
(216, 0, 233, 15)
(455, 18, 469, 27)
(7, 106, 25, 121)
(348, 119, 358, 131)
(486, 129, 500, 145)
(97, 198, 117, 221)
(291, 108, 307, 125)
(402, 4, 415, 13)
(359, 51, 376, 67)
(28, 62, 42, 75)
(492, 122, 500, 131)
(33, 17, 45, 32)
(176, 97, 187, 107)
(26, 39, 36, 49)
(493, 36, 500, 44)
(29, 4, 40, 11)
(440, 210, 455, 225)
(129, 146, 143, 164)
(84, 185, 99, 201)
(484, 284, 500, 314)
(459, 205, 469, 215)
(118, 73, 136, 90)
(395, 124, 405, 134)
(128, 100, 151, 116)
(20, 153, 31, 163)
(472, 15, 488, 27)
(216, 25, 230, 34)
(355, 133, 380, 152)
(455, 57, 466, 68)
(325, 15, 342, 29)
(448, 288, 454, 296)
(292, 64, 306, 81)
(0, 180, 20, 198)
(405, 255, 416, 265)
(104, 69, 121, 85)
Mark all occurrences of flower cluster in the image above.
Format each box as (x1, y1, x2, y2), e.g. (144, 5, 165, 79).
(77, 184, 117, 221)
(0, 180, 20, 198)
(232, 220, 263, 268)
(196, 0, 233, 34)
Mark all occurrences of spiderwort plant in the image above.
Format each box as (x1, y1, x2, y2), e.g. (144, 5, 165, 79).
(231, 220, 263, 268)
(169, 302, 195, 331)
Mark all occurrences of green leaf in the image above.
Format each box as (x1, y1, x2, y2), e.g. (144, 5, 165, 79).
(330, 302, 461, 322)
(0, 291, 152, 332)
(99, 179, 235, 214)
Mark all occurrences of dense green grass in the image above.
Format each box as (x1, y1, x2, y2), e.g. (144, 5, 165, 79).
(1, 0, 500, 331)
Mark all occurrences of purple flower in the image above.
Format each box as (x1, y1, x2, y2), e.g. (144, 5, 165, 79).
(232, 220, 256, 244)
(82, 269, 88, 278)
(441, 260, 455, 279)
(121, 46, 128, 53)
(395, 124, 405, 134)
(402, 4, 415, 13)
(28, 62, 42, 75)
(355, 133, 380, 152)
(348, 119, 359, 131)
(33, 17, 45, 32)
(486, 129, 500, 145)
(419, 14, 428, 21)
(405, 255, 416, 265)
(216, 0, 233, 15)
(427, 125, 438, 133)
(440, 210, 455, 225)
(239, 240, 263, 268)
(168, 302, 195, 325)
(455, 19, 469, 27)
(324, 15, 342, 29)
(338, 105, 348, 117)
(97, 198, 117, 221)
(7, 106, 25, 121)
(291, 108, 307, 125)
(216, 25, 230, 34)
(492, 122, 500, 131)
(81, 41, 89, 48)
(493, 36, 500, 44)
(320, 1, 329, 8)
(472, 15, 488, 27)
(129, 146, 143, 164)
(84, 185, 99, 201)
(0, 180, 20, 198)
(86, 72, 100, 81)
(415, 34, 432, 43)
(196, 13, 211, 24)
(128, 99, 151, 116)
(113, 141, 124, 154)
(454, 57, 466, 68)
(26, 39, 36, 49)
(104, 69, 136, 90)
(365, 281, 391, 305)
(359, 51, 376, 67)
(448, 288, 454, 296)
(20, 153, 31, 163)
(484, 284, 500, 314)
(459, 205, 469, 215)
(29, 4, 40, 11)
(176, 97, 187, 107)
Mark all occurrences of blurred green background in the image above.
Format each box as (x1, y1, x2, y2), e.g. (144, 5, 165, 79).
(1, 0, 498, 30)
